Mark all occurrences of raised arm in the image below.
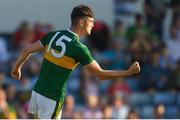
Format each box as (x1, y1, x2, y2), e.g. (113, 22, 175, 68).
(84, 60, 140, 80)
(11, 41, 45, 80)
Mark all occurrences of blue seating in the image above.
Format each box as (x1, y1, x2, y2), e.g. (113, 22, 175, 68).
(165, 105, 179, 119)
(124, 78, 139, 91)
(140, 105, 154, 119)
(177, 93, 180, 107)
(128, 92, 152, 107)
(153, 92, 176, 105)
(128, 92, 180, 119)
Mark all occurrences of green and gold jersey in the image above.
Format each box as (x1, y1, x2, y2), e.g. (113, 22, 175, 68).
(33, 29, 94, 101)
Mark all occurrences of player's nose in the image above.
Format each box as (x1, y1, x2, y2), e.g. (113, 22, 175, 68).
(92, 23, 94, 28)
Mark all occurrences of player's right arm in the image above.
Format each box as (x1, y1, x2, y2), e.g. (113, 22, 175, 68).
(84, 60, 140, 80)
(11, 41, 45, 80)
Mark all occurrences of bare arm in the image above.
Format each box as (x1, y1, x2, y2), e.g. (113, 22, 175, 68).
(84, 60, 140, 80)
(11, 41, 45, 79)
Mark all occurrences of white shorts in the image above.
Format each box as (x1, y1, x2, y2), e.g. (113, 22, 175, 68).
(28, 90, 62, 119)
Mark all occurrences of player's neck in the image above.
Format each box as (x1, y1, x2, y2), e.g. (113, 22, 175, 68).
(69, 26, 82, 38)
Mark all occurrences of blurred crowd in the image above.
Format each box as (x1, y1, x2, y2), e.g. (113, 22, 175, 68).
(0, 0, 180, 119)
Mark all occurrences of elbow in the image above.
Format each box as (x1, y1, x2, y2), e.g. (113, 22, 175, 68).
(97, 74, 103, 80)
(96, 71, 106, 80)
(88, 69, 105, 80)
(98, 76, 106, 80)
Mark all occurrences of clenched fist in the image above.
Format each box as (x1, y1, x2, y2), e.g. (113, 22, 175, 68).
(128, 61, 141, 75)
(11, 67, 21, 80)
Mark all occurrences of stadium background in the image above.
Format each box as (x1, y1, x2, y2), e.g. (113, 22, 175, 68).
(0, 0, 180, 119)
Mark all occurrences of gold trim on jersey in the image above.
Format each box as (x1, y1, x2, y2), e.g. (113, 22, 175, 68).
(44, 45, 79, 70)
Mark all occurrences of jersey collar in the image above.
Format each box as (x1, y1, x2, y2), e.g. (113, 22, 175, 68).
(67, 29, 79, 38)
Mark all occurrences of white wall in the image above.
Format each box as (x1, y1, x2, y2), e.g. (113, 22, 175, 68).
(0, 0, 114, 33)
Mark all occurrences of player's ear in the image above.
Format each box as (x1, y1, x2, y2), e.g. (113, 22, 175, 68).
(79, 19, 84, 27)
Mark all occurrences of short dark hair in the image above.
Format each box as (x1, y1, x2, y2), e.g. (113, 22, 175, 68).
(71, 5, 93, 25)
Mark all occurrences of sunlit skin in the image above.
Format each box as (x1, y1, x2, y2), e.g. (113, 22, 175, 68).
(82, 17, 94, 35)
(70, 17, 94, 37)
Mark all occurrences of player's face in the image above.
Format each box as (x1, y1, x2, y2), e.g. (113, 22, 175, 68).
(82, 17, 94, 35)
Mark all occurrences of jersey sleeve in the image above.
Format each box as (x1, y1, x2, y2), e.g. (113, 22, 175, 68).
(40, 32, 55, 47)
(76, 45, 94, 66)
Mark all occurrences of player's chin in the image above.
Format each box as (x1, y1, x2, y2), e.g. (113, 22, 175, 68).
(87, 30, 91, 35)
(85, 32, 90, 35)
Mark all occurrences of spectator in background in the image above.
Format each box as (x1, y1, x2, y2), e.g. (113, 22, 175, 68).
(174, 16, 180, 39)
(99, 40, 130, 70)
(12, 21, 30, 49)
(170, 0, 180, 24)
(111, 93, 130, 119)
(83, 94, 102, 119)
(43, 23, 54, 33)
(80, 69, 99, 98)
(15, 92, 30, 119)
(62, 95, 75, 119)
(88, 21, 111, 52)
(0, 69, 6, 88)
(165, 25, 180, 62)
(18, 75, 33, 91)
(0, 89, 12, 118)
(107, 78, 131, 98)
(128, 33, 152, 63)
(102, 104, 113, 119)
(113, 0, 140, 15)
(25, 57, 41, 89)
(111, 20, 130, 70)
(158, 44, 175, 70)
(171, 60, 180, 90)
(18, 29, 35, 51)
(33, 22, 46, 43)
(4, 84, 17, 118)
(144, 0, 166, 39)
(26, 57, 41, 77)
(72, 111, 83, 119)
(126, 14, 152, 41)
(127, 109, 140, 119)
(5, 84, 17, 105)
(140, 49, 169, 91)
(0, 37, 9, 63)
(112, 19, 126, 43)
(154, 104, 166, 119)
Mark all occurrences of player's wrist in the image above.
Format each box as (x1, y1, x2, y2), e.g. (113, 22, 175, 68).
(127, 69, 133, 76)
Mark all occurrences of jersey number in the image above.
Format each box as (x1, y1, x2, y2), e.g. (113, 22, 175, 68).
(47, 32, 72, 58)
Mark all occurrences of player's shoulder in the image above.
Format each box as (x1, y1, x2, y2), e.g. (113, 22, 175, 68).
(78, 42, 87, 48)
(48, 30, 64, 34)
(74, 41, 89, 52)
(53, 29, 78, 38)
(45, 30, 71, 39)
(52, 29, 76, 34)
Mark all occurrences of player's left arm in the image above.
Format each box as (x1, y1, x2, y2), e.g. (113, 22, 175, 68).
(84, 60, 140, 80)
(76, 45, 140, 80)
(11, 41, 45, 80)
